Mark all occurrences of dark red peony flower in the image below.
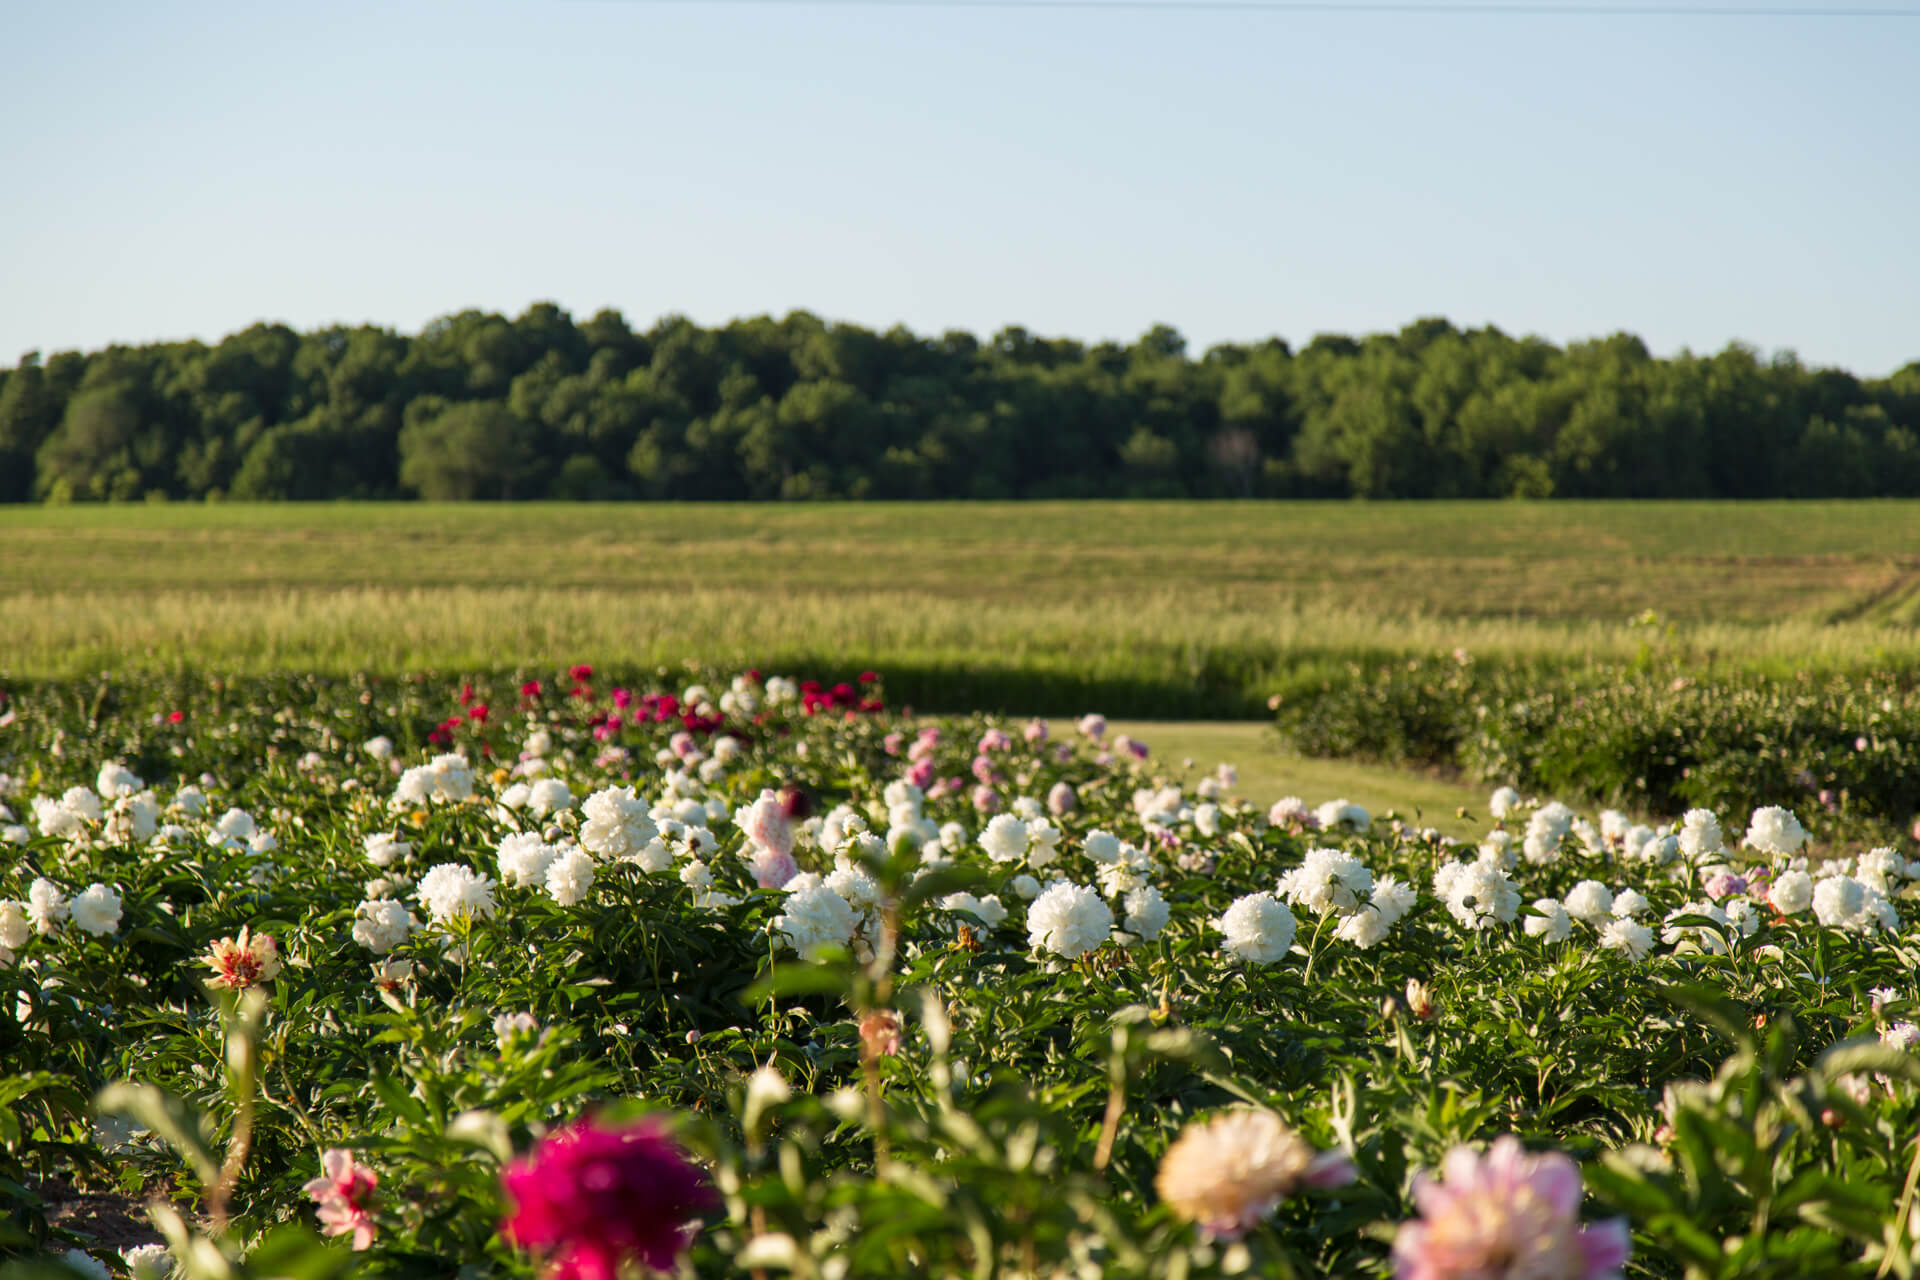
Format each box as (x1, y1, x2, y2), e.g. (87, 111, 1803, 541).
(501, 1115, 715, 1280)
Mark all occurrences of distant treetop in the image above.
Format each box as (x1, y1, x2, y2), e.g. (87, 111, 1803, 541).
(2, 306, 1916, 502)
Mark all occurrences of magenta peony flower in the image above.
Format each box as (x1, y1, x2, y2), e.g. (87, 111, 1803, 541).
(502, 1115, 716, 1280)
(1393, 1137, 1629, 1280)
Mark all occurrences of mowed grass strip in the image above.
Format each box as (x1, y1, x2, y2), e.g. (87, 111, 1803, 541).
(1107, 721, 1490, 841)
(7, 500, 1920, 619)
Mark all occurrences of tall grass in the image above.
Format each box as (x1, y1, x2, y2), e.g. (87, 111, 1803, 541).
(7, 585, 1914, 716)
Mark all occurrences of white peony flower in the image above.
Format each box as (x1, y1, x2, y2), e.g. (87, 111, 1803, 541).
(978, 814, 1030, 863)
(1083, 829, 1123, 865)
(774, 877, 858, 961)
(364, 833, 411, 867)
(1277, 847, 1373, 916)
(1026, 881, 1114, 959)
(1524, 898, 1573, 942)
(544, 846, 597, 906)
(1769, 869, 1814, 915)
(526, 777, 573, 816)
(580, 786, 660, 858)
(0, 901, 28, 952)
(415, 864, 498, 924)
(1314, 799, 1370, 831)
(1489, 786, 1521, 819)
(1599, 918, 1656, 961)
(27, 878, 67, 935)
(1562, 880, 1615, 923)
(352, 899, 416, 953)
(69, 884, 122, 937)
(1123, 885, 1170, 942)
(1662, 900, 1730, 953)
(1611, 888, 1651, 919)
(1216, 893, 1296, 966)
(1440, 860, 1519, 930)
(1370, 875, 1418, 926)
(1812, 875, 1869, 931)
(496, 832, 560, 888)
(1743, 806, 1807, 858)
(1678, 809, 1723, 862)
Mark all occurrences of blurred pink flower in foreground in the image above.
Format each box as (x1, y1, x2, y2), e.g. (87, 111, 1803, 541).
(1393, 1136, 1628, 1280)
(304, 1149, 378, 1250)
(502, 1115, 716, 1280)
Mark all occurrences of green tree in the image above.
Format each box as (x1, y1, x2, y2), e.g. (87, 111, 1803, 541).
(397, 401, 537, 500)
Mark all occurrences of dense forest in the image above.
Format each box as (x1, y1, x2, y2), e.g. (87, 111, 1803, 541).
(3, 305, 1918, 502)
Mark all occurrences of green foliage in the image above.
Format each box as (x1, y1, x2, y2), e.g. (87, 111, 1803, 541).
(11, 667, 1920, 1275)
(5, 309, 1920, 502)
(1275, 656, 1920, 841)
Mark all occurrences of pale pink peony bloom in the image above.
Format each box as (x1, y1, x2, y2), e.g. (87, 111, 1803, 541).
(205, 926, 282, 990)
(1024, 718, 1050, 744)
(303, 1149, 378, 1250)
(751, 846, 800, 890)
(1156, 1109, 1354, 1240)
(1393, 1136, 1629, 1280)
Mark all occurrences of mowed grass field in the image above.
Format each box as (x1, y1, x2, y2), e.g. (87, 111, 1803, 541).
(4, 502, 1918, 716)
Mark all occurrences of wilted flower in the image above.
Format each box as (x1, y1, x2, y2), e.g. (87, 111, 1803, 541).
(1155, 1109, 1354, 1239)
(501, 1115, 717, 1279)
(205, 926, 282, 989)
(859, 1009, 900, 1057)
(1392, 1136, 1629, 1280)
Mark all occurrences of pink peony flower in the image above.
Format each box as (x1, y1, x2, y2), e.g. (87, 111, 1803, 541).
(304, 1149, 378, 1250)
(1703, 871, 1747, 902)
(205, 926, 282, 990)
(906, 758, 936, 790)
(977, 729, 1013, 754)
(751, 846, 799, 890)
(1393, 1137, 1629, 1280)
(741, 790, 795, 859)
(1078, 713, 1107, 739)
(971, 784, 1000, 813)
(882, 732, 904, 756)
(1024, 718, 1050, 744)
(502, 1115, 716, 1280)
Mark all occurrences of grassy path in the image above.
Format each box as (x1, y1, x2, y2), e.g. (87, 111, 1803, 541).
(1107, 720, 1489, 841)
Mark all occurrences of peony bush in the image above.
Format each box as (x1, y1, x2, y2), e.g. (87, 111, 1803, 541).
(1, 667, 1920, 1276)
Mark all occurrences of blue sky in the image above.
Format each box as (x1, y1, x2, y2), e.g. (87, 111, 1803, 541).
(4, 0, 1916, 373)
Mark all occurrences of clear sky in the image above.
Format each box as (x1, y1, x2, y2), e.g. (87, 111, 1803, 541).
(4, 0, 1917, 374)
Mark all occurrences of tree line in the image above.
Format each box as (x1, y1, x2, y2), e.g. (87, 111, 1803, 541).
(3, 305, 1917, 502)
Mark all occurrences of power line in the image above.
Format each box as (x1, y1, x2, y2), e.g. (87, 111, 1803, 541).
(596, 0, 1920, 14)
